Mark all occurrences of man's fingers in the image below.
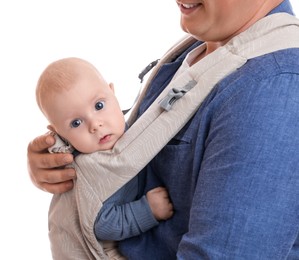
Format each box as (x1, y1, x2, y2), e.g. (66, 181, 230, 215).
(37, 167, 76, 184)
(27, 133, 55, 153)
(32, 167, 76, 194)
(27, 134, 74, 169)
(41, 179, 74, 194)
(39, 152, 74, 169)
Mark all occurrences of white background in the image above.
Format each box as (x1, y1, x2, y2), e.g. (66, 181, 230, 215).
(0, 1, 298, 259)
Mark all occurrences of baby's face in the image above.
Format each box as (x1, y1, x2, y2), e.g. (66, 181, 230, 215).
(46, 72, 125, 153)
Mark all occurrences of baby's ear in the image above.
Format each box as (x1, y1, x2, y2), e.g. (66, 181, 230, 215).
(47, 125, 56, 133)
(108, 82, 115, 93)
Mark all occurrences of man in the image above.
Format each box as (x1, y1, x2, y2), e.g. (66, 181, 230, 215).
(28, 0, 299, 258)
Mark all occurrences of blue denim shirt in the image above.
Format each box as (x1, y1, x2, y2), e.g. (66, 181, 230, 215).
(119, 1, 299, 259)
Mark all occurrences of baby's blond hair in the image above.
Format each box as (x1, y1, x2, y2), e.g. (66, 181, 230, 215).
(36, 57, 101, 116)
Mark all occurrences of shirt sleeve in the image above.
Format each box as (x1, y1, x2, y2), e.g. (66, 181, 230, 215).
(94, 178, 158, 241)
(177, 73, 299, 259)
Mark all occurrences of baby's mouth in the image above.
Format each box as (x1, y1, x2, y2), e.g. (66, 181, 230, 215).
(99, 135, 111, 144)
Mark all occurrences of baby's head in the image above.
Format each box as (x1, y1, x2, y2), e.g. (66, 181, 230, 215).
(36, 57, 125, 153)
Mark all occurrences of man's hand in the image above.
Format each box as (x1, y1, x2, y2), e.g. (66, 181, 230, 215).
(27, 132, 76, 194)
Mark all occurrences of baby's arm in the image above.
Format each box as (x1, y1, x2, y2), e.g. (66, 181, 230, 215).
(94, 177, 173, 241)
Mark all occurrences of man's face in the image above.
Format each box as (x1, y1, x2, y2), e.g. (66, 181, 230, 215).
(176, 0, 270, 43)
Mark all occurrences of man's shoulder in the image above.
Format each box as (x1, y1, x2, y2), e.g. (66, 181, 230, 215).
(204, 48, 299, 116)
(247, 48, 299, 77)
(218, 48, 299, 91)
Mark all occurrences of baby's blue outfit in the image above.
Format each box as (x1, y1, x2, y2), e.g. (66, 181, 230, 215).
(95, 173, 158, 241)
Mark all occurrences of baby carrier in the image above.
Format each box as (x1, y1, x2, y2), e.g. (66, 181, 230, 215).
(48, 13, 299, 260)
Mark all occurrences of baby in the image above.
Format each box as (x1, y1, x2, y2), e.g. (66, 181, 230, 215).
(36, 57, 174, 259)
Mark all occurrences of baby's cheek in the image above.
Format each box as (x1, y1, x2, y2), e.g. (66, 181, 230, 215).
(72, 138, 90, 153)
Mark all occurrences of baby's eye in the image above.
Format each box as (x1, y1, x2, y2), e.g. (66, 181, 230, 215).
(70, 119, 82, 128)
(95, 101, 105, 111)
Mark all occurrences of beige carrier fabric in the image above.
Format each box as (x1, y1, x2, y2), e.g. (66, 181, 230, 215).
(48, 13, 299, 260)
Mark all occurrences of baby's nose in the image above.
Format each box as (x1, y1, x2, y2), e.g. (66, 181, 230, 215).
(89, 121, 103, 133)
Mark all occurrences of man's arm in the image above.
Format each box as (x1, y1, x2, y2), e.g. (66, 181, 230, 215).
(178, 74, 299, 259)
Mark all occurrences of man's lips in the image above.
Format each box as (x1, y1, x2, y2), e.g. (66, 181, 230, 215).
(177, 2, 202, 14)
(181, 3, 200, 9)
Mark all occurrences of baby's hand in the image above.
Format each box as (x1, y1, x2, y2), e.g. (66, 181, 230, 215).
(146, 187, 174, 221)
